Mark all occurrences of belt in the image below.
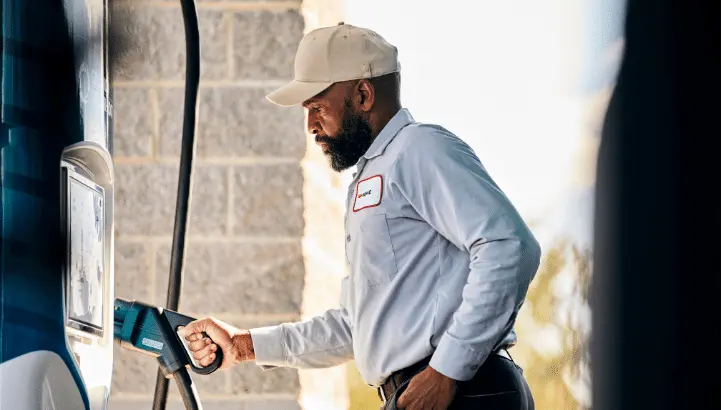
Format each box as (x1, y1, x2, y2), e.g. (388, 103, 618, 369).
(377, 348, 513, 405)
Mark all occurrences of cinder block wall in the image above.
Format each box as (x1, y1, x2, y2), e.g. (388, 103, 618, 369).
(109, 1, 307, 409)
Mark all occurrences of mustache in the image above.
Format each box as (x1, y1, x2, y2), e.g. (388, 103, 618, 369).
(315, 135, 338, 145)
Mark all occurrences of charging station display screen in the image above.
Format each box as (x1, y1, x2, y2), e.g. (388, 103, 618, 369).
(67, 175, 105, 333)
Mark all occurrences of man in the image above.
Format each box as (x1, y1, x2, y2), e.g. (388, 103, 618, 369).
(183, 22, 540, 410)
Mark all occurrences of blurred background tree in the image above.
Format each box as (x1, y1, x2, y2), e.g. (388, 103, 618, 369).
(512, 239, 592, 410)
(347, 362, 382, 410)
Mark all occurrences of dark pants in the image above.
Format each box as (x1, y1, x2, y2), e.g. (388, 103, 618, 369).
(380, 355, 535, 410)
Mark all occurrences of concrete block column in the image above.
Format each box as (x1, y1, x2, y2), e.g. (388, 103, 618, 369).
(109, 1, 308, 409)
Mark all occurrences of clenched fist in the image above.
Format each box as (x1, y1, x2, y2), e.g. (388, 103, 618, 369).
(181, 317, 255, 370)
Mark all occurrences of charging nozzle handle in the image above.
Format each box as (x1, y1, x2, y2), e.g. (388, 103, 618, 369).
(164, 310, 224, 375)
(113, 298, 223, 375)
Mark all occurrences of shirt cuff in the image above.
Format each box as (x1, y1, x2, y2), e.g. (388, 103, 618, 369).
(428, 333, 486, 381)
(248, 325, 287, 369)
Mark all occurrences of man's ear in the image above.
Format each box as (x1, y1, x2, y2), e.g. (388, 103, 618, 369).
(355, 79, 375, 112)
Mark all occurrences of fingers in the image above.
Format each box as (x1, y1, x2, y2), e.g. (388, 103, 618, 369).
(186, 332, 203, 342)
(183, 318, 210, 339)
(198, 352, 217, 367)
(188, 335, 212, 352)
(192, 340, 218, 361)
(395, 392, 407, 410)
(396, 383, 413, 409)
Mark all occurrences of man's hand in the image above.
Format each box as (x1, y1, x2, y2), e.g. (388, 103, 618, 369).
(396, 366, 457, 410)
(182, 317, 255, 370)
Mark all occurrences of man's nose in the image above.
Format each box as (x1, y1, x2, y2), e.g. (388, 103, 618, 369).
(306, 111, 320, 136)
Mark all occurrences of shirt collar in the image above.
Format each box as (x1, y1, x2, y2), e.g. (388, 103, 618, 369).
(363, 108, 415, 160)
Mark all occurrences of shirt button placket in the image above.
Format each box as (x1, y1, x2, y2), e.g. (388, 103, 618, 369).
(343, 159, 367, 268)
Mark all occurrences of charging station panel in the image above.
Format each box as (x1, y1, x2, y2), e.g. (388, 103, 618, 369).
(64, 169, 106, 339)
(61, 152, 115, 410)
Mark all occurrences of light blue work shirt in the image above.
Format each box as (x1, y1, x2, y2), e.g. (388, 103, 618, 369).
(249, 108, 541, 387)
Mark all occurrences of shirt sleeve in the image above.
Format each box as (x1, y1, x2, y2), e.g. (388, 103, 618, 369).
(389, 126, 542, 381)
(248, 278, 354, 370)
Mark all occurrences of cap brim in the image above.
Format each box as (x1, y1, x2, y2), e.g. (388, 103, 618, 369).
(266, 80, 333, 107)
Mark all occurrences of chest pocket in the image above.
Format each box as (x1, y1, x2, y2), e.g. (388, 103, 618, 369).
(358, 214, 398, 286)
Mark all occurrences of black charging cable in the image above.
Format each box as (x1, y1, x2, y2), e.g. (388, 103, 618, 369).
(151, 0, 201, 408)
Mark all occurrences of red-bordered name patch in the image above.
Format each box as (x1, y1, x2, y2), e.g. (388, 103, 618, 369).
(353, 175, 383, 212)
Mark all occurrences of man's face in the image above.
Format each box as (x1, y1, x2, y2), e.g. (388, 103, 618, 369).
(303, 83, 373, 172)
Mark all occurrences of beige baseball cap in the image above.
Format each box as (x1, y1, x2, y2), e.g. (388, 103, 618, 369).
(266, 22, 400, 107)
